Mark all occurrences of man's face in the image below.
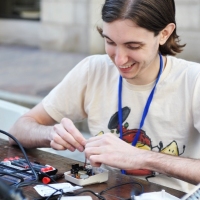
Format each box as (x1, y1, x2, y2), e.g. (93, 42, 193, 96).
(102, 19, 162, 85)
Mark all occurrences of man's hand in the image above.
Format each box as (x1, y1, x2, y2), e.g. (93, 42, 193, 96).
(85, 133, 200, 185)
(9, 103, 87, 150)
(84, 133, 144, 169)
(50, 118, 87, 152)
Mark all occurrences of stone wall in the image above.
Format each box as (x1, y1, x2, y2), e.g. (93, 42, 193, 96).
(40, 0, 104, 54)
(175, 0, 200, 62)
(0, 0, 104, 54)
(0, 0, 199, 61)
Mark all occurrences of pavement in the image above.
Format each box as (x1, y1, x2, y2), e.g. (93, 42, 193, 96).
(0, 44, 90, 162)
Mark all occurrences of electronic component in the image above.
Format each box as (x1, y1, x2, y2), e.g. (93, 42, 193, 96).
(64, 164, 108, 186)
(0, 163, 35, 185)
(0, 174, 22, 186)
(0, 157, 57, 185)
(42, 173, 64, 184)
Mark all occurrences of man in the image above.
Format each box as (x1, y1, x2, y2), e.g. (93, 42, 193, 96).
(9, 0, 200, 192)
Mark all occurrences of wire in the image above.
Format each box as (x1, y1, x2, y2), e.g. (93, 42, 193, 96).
(65, 190, 106, 200)
(63, 180, 144, 200)
(46, 188, 63, 200)
(0, 129, 39, 187)
(83, 156, 87, 168)
(99, 181, 144, 199)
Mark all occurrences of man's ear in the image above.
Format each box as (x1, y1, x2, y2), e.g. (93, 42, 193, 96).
(159, 23, 176, 45)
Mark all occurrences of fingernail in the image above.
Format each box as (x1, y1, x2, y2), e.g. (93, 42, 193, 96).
(69, 147, 75, 152)
(78, 146, 84, 152)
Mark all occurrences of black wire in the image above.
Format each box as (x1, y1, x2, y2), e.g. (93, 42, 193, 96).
(46, 189, 63, 200)
(0, 129, 39, 187)
(32, 182, 64, 200)
(64, 181, 143, 200)
(33, 174, 143, 200)
(25, 179, 63, 199)
(64, 190, 106, 200)
(40, 180, 144, 200)
(99, 181, 144, 199)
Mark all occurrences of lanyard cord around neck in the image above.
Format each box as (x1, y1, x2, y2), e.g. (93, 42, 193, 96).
(118, 53, 163, 146)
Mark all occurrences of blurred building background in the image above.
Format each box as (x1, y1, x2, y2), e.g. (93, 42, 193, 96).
(0, 0, 104, 54)
(0, 0, 200, 131)
(175, 0, 200, 62)
(0, 0, 199, 59)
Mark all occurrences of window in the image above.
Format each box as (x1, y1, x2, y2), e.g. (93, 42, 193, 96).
(0, 0, 40, 20)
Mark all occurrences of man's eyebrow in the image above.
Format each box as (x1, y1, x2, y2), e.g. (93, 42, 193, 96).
(101, 33, 144, 45)
(125, 41, 144, 45)
(101, 33, 113, 41)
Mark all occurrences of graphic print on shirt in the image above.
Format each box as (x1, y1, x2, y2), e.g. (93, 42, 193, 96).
(96, 106, 186, 178)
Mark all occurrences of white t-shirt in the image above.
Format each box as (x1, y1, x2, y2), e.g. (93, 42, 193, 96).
(42, 54, 200, 193)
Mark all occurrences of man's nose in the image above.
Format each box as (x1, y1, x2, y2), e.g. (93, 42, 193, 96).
(114, 48, 128, 66)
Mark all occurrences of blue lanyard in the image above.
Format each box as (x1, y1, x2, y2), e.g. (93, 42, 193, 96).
(118, 53, 163, 146)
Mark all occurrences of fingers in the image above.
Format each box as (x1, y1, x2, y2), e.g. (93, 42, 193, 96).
(86, 133, 118, 149)
(50, 118, 86, 152)
(50, 131, 76, 151)
(61, 118, 87, 146)
(87, 150, 134, 169)
(88, 155, 102, 167)
(84, 133, 113, 166)
(84, 141, 106, 167)
(84, 133, 136, 168)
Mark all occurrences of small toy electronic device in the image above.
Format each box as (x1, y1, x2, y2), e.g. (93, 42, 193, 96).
(0, 157, 57, 185)
(64, 163, 108, 186)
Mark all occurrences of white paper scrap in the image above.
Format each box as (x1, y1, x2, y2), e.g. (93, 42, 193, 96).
(134, 190, 180, 200)
(34, 183, 82, 197)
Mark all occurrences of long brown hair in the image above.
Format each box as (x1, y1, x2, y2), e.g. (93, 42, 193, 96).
(99, 0, 185, 55)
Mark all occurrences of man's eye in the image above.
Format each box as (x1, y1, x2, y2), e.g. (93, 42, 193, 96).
(128, 45, 140, 50)
(106, 40, 115, 45)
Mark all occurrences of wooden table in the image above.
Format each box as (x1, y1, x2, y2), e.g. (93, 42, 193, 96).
(0, 139, 185, 199)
